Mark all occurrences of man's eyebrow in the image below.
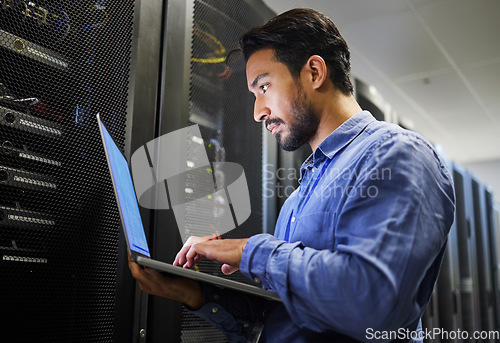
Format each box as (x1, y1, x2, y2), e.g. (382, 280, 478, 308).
(250, 73, 270, 89)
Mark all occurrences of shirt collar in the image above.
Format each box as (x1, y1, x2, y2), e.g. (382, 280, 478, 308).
(314, 111, 375, 164)
(298, 111, 375, 183)
(299, 111, 375, 175)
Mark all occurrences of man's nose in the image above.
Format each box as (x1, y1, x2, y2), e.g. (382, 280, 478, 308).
(253, 97, 270, 122)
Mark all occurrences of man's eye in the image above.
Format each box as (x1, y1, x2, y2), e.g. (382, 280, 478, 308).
(261, 84, 269, 93)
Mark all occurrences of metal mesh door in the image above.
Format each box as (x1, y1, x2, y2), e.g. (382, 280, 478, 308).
(0, 1, 135, 342)
(179, 0, 270, 341)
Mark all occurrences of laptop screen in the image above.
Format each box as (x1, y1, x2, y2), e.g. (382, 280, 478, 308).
(98, 118, 151, 258)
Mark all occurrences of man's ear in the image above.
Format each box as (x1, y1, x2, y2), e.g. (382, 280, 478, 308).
(304, 55, 328, 90)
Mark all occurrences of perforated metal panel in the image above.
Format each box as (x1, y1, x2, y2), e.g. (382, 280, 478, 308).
(180, 0, 270, 341)
(0, 1, 134, 342)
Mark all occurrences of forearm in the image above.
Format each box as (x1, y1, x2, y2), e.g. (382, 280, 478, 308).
(170, 276, 204, 310)
(240, 234, 427, 340)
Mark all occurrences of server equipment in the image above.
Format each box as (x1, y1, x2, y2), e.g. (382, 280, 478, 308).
(433, 152, 461, 342)
(485, 189, 500, 330)
(132, 1, 276, 342)
(452, 165, 482, 337)
(0, 0, 136, 342)
(354, 78, 397, 123)
(471, 177, 495, 338)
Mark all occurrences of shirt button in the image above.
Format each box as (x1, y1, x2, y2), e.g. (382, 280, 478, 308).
(212, 307, 218, 313)
(291, 216, 296, 223)
(312, 167, 317, 172)
(254, 277, 261, 283)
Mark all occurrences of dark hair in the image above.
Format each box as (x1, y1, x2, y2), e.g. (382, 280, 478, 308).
(239, 8, 353, 95)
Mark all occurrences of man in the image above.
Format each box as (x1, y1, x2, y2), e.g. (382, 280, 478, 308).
(129, 8, 455, 342)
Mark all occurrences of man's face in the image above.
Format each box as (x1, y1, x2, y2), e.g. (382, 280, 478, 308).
(246, 48, 319, 151)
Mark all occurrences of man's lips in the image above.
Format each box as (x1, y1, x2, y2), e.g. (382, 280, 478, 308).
(266, 122, 280, 135)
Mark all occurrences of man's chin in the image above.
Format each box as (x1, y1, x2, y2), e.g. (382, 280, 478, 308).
(280, 144, 302, 152)
(276, 134, 306, 152)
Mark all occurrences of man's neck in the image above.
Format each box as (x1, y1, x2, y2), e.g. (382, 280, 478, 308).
(308, 92, 362, 152)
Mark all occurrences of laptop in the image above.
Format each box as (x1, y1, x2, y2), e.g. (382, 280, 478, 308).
(97, 114, 281, 302)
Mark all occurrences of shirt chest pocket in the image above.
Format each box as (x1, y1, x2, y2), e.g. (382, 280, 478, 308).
(292, 211, 336, 250)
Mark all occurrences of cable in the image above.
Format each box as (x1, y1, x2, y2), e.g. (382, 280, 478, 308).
(192, 29, 226, 64)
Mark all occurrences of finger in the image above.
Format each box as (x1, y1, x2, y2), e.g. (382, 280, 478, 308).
(128, 256, 140, 274)
(176, 243, 196, 267)
(129, 262, 148, 282)
(183, 255, 204, 270)
(183, 246, 197, 269)
(128, 255, 147, 279)
(184, 244, 205, 269)
(173, 248, 187, 266)
(221, 264, 239, 275)
(190, 254, 203, 268)
(173, 240, 192, 266)
(174, 236, 205, 266)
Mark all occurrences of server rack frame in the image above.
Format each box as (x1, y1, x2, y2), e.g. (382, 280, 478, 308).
(471, 176, 495, 337)
(452, 164, 481, 336)
(485, 189, 500, 330)
(1, 0, 140, 341)
(433, 154, 461, 342)
(132, 1, 276, 342)
(123, 0, 167, 342)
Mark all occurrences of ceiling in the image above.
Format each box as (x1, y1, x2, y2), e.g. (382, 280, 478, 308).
(262, 0, 500, 164)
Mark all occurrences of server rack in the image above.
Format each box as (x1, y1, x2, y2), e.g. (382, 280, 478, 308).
(353, 78, 396, 123)
(495, 203, 500, 329)
(485, 189, 500, 330)
(453, 165, 481, 336)
(471, 177, 495, 337)
(432, 154, 461, 342)
(134, 1, 276, 342)
(126, 0, 165, 342)
(422, 291, 441, 343)
(0, 0, 138, 342)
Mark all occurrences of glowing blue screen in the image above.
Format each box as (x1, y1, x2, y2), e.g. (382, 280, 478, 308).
(100, 120, 150, 257)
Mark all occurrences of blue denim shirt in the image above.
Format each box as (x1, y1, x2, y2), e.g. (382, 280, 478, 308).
(193, 111, 455, 342)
